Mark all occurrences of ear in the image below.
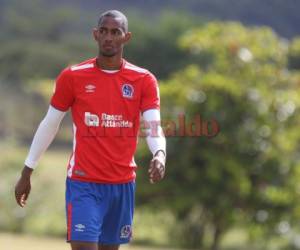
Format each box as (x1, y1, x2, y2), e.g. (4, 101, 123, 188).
(123, 32, 132, 44)
(93, 28, 99, 41)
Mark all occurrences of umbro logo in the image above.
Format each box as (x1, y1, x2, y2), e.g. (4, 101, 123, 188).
(85, 84, 96, 93)
(75, 224, 85, 232)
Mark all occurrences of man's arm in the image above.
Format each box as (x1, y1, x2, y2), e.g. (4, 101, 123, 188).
(15, 106, 66, 207)
(142, 109, 166, 184)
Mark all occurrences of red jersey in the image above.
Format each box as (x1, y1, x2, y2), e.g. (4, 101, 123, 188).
(50, 58, 160, 183)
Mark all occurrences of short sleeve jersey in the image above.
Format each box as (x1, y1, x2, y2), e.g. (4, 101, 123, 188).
(51, 58, 160, 183)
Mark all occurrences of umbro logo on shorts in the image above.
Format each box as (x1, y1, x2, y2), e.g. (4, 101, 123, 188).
(75, 224, 85, 232)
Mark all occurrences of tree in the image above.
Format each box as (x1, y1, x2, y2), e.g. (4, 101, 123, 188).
(288, 37, 300, 70)
(136, 22, 300, 249)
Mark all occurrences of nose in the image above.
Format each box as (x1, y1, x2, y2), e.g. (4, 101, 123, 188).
(104, 32, 113, 43)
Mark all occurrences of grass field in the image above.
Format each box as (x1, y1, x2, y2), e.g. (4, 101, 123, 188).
(0, 145, 275, 250)
(0, 233, 178, 250)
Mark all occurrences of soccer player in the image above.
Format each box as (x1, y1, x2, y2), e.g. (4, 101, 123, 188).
(14, 10, 166, 250)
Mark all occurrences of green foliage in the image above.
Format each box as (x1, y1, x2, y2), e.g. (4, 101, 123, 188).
(0, 0, 95, 84)
(1, 1, 300, 249)
(288, 37, 300, 70)
(136, 22, 300, 249)
(126, 11, 203, 79)
(0, 2, 201, 85)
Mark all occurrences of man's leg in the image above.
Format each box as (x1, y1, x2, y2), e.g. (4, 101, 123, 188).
(99, 182, 135, 246)
(98, 244, 120, 250)
(66, 179, 108, 249)
(70, 241, 98, 250)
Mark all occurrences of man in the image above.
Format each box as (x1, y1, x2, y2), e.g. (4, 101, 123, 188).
(15, 10, 166, 250)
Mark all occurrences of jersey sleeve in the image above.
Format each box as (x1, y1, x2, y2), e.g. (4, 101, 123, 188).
(140, 73, 160, 113)
(50, 68, 74, 111)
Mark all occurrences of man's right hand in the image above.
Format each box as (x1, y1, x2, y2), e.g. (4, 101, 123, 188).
(15, 166, 33, 207)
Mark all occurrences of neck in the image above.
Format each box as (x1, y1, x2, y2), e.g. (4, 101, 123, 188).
(96, 54, 123, 70)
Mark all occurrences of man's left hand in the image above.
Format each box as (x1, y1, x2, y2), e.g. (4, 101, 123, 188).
(148, 150, 166, 184)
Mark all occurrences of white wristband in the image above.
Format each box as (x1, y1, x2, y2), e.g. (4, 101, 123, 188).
(142, 109, 166, 156)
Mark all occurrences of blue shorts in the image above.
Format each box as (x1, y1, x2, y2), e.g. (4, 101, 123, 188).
(65, 178, 135, 244)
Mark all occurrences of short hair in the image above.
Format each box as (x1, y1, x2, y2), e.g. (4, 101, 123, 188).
(97, 10, 128, 33)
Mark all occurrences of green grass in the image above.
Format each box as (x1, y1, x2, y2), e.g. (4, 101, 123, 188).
(1, 143, 284, 250)
(0, 232, 178, 250)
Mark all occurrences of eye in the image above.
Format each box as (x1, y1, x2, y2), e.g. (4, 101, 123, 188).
(112, 29, 122, 36)
(99, 28, 107, 34)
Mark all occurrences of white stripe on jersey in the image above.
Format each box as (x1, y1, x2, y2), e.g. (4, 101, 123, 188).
(71, 63, 94, 71)
(68, 123, 77, 177)
(124, 63, 148, 73)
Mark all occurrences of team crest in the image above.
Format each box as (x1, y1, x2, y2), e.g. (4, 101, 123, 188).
(122, 84, 134, 98)
(120, 225, 132, 239)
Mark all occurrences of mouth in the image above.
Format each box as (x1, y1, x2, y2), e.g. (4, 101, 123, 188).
(103, 44, 114, 50)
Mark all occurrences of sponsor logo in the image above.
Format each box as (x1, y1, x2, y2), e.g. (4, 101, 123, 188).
(101, 113, 133, 128)
(122, 84, 134, 98)
(75, 224, 85, 232)
(84, 112, 133, 128)
(85, 112, 99, 127)
(120, 225, 132, 239)
(85, 84, 96, 93)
